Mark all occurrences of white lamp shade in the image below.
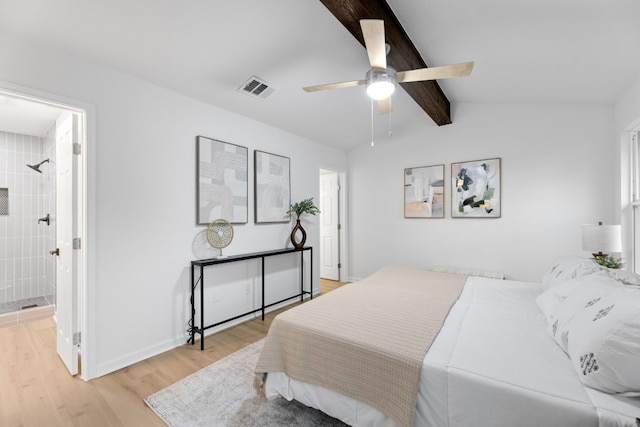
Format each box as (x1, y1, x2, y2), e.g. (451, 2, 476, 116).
(581, 223, 622, 253)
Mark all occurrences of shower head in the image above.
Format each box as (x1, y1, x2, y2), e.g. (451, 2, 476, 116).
(26, 159, 49, 174)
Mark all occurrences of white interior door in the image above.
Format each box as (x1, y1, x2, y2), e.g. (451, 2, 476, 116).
(55, 111, 79, 375)
(320, 171, 340, 280)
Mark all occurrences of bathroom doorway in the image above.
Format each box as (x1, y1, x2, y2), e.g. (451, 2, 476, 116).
(0, 87, 87, 376)
(0, 96, 60, 320)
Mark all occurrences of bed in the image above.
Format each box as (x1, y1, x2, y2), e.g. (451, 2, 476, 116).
(254, 259, 640, 426)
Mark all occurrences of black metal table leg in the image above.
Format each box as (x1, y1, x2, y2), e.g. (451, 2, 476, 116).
(190, 265, 195, 345)
(310, 247, 313, 299)
(300, 250, 304, 302)
(200, 265, 204, 350)
(261, 257, 265, 320)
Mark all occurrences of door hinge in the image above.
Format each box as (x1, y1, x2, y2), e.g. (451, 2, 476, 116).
(337, 224, 341, 230)
(338, 263, 342, 269)
(73, 332, 81, 346)
(73, 238, 81, 250)
(73, 143, 81, 155)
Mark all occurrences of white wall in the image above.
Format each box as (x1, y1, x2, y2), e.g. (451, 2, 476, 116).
(347, 103, 616, 283)
(614, 75, 640, 135)
(0, 32, 347, 378)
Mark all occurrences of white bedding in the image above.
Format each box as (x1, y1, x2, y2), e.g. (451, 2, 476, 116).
(264, 276, 640, 426)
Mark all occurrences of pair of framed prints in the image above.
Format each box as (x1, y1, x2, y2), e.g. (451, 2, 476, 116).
(404, 158, 501, 219)
(196, 135, 291, 225)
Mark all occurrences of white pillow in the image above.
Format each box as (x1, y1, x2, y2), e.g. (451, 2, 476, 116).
(541, 256, 601, 291)
(543, 272, 622, 353)
(427, 266, 505, 279)
(536, 275, 591, 319)
(605, 268, 640, 286)
(565, 286, 640, 396)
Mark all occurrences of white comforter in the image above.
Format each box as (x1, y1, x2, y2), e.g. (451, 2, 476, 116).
(265, 276, 640, 426)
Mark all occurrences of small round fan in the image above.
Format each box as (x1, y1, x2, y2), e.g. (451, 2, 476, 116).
(206, 219, 233, 258)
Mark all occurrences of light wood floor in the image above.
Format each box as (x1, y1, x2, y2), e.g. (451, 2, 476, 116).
(0, 278, 347, 426)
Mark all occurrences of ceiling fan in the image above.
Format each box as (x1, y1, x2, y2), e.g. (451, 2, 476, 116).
(303, 19, 474, 115)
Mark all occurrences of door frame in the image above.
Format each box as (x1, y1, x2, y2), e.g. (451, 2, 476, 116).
(0, 81, 94, 380)
(318, 167, 348, 283)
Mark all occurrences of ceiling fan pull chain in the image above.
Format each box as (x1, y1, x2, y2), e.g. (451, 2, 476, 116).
(370, 97, 375, 148)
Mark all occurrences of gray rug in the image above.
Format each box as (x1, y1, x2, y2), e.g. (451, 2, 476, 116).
(145, 339, 347, 426)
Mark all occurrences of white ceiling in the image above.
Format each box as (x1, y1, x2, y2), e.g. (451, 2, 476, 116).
(1, 0, 639, 151)
(0, 94, 61, 136)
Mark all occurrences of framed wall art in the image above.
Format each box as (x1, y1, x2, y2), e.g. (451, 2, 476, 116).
(451, 157, 501, 218)
(254, 150, 291, 223)
(196, 136, 248, 225)
(404, 165, 444, 218)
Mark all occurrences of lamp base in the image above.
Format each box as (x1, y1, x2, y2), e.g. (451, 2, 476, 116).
(592, 252, 608, 259)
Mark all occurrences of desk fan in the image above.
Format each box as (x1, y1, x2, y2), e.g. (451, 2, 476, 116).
(206, 219, 233, 258)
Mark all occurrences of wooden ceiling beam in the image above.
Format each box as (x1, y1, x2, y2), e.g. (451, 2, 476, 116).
(318, 0, 452, 125)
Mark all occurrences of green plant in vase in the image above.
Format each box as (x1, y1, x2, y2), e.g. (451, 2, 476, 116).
(286, 198, 320, 249)
(592, 255, 623, 269)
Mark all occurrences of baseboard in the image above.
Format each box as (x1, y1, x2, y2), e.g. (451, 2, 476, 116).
(93, 298, 304, 379)
(94, 334, 186, 379)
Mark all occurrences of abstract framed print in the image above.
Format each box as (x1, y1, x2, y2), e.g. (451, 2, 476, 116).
(404, 165, 444, 218)
(254, 150, 291, 223)
(451, 158, 501, 218)
(197, 136, 248, 225)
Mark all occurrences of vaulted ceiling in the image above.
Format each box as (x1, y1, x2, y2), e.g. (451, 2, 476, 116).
(1, 0, 640, 151)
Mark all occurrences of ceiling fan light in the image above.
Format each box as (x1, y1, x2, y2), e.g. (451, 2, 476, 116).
(365, 67, 397, 100)
(367, 81, 395, 100)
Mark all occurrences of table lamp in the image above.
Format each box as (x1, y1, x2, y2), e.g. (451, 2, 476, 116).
(581, 221, 622, 259)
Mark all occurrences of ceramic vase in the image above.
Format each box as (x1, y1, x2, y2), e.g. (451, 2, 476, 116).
(290, 219, 306, 249)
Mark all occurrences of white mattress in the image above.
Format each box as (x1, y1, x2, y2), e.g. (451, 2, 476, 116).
(264, 276, 640, 426)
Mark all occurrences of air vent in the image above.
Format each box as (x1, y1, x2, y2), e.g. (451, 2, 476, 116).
(238, 76, 275, 100)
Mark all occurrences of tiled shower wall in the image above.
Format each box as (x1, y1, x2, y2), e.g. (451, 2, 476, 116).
(0, 130, 55, 306)
(44, 124, 56, 305)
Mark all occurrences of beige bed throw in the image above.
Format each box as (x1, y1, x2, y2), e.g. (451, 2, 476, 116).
(255, 267, 466, 427)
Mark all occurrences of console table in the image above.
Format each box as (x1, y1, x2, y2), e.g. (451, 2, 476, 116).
(189, 247, 312, 350)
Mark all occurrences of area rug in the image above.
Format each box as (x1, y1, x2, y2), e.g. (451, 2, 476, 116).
(145, 339, 347, 426)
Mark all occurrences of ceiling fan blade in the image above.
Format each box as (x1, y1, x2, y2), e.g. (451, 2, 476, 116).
(377, 97, 393, 115)
(396, 62, 475, 83)
(303, 80, 365, 93)
(360, 19, 387, 72)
